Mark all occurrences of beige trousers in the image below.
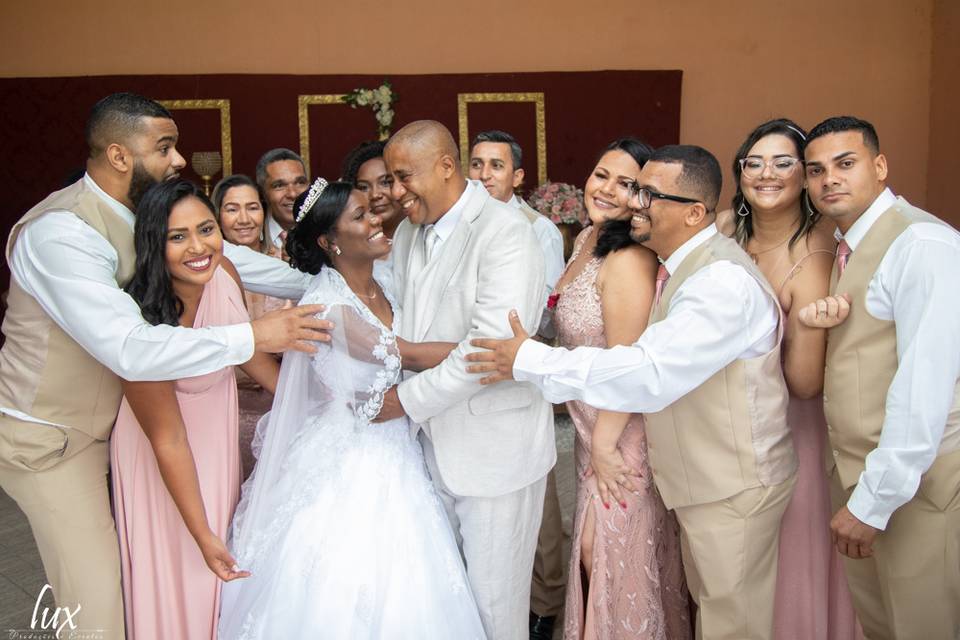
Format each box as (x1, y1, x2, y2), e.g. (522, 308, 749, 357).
(829, 450, 960, 640)
(674, 475, 795, 640)
(0, 416, 124, 639)
(422, 435, 547, 640)
(530, 468, 567, 617)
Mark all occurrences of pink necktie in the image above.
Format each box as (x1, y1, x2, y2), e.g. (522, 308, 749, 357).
(654, 264, 669, 307)
(837, 239, 851, 276)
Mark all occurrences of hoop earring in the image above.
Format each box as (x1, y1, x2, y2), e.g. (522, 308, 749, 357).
(737, 201, 751, 218)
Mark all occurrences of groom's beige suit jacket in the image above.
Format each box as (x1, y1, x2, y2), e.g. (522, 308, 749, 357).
(392, 183, 556, 498)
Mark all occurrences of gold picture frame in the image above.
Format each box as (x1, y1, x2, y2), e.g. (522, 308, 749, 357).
(297, 94, 348, 175)
(157, 99, 233, 175)
(457, 92, 547, 185)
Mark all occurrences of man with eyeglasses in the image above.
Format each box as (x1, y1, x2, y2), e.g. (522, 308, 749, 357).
(798, 116, 960, 639)
(467, 144, 797, 640)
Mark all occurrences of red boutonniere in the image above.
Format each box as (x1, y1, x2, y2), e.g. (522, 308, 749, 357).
(547, 293, 560, 310)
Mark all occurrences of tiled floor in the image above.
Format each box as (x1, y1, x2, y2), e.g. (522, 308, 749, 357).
(0, 415, 578, 636)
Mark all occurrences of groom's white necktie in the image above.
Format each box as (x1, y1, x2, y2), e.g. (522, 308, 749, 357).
(424, 225, 440, 262)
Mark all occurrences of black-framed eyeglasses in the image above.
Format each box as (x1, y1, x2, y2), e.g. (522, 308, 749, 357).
(629, 183, 702, 210)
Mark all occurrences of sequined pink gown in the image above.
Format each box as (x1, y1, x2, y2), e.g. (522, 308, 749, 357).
(111, 267, 246, 640)
(554, 227, 691, 640)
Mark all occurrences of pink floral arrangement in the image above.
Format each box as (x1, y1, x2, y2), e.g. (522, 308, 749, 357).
(526, 182, 587, 226)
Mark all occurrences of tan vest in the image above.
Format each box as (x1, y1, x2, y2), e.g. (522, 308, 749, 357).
(517, 200, 541, 225)
(824, 198, 960, 490)
(644, 232, 796, 509)
(0, 178, 136, 441)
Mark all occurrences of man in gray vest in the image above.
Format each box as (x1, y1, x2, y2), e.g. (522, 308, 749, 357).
(0, 93, 324, 638)
(798, 116, 960, 639)
(468, 145, 798, 640)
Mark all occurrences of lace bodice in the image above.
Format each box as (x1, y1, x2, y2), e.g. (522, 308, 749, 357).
(555, 226, 606, 349)
(299, 266, 402, 422)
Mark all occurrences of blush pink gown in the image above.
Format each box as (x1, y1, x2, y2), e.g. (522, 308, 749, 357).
(111, 266, 246, 640)
(772, 252, 862, 640)
(555, 227, 691, 640)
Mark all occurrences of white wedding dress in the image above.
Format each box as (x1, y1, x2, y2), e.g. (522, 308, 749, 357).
(219, 266, 484, 639)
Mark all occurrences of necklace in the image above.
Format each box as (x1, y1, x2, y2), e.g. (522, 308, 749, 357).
(747, 233, 791, 263)
(355, 288, 378, 300)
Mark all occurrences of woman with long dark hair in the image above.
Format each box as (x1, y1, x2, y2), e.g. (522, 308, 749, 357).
(111, 180, 280, 639)
(219, 179, 485, 638)
(721, 118, 862, 639)
(549, 139, 690, 640)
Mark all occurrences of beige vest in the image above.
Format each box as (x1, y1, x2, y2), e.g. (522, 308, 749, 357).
(645, 232, 796, 509)
(0, 178, 136, 441)
(824, 198, 960, 490)
(517, 200, 541, 225)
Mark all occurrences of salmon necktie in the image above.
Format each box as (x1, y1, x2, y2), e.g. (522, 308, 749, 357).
(837, 239, 851, 276)
(654, 264, 669, 307)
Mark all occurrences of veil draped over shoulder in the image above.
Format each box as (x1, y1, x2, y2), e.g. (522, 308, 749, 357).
(219, 265, 484, 640)
(228, 266, 402, 568)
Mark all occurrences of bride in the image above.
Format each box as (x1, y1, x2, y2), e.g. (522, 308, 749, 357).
(219, 178, 485, 639)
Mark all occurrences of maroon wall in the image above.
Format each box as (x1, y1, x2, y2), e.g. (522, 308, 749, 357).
(0, 70, 681, 287)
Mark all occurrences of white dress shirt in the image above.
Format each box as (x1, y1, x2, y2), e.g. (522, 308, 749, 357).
(508, 195, 565, 292)
(267, 214, 286, 251)
(514, 223, 779, 412)
(2, 175, 312, 426)
(834, 187, 960, 529)
(422, 180, 478, 253)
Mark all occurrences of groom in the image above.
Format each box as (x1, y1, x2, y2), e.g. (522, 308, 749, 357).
(377, 120, 556, 639)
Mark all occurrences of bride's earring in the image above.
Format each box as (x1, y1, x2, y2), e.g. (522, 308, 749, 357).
(737, 201, 751, 217)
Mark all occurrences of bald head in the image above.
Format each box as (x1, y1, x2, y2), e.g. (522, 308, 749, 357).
(384, 120, 467, 225)
(385, 120, 461, 168)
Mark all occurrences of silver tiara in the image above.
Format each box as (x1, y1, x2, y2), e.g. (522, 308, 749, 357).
(295, 177, 328, 223)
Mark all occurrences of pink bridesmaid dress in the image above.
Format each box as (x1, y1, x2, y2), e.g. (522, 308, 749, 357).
(773, 396, 863, 640)
(772, 253, 862, 640)
(111, 266, 246, 640)
(555, 227, 691, 640)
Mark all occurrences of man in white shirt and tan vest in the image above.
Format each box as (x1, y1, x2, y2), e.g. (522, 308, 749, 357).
(0, 93, 325, 638)
(798, 116, 960, 640)
(467, 144, 798, 640)
(467, 129, 567, 640)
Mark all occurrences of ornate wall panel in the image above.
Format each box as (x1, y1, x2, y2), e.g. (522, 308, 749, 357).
(0, 70, 681, 285)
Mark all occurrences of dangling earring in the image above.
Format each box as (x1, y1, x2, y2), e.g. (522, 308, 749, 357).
(804, 191, 817, 218)
(333, 246, 342, 256)
(737, 201, 751, 217)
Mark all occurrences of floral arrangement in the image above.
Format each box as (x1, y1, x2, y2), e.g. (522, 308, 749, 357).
(343, 81, 396, 141)
(526, 181, 587, 226)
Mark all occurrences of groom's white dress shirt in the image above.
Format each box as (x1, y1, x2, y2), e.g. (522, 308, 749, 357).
(514, 224, 779, 412)
(832, 188, 960, 528)
(2, 174, 311, 426)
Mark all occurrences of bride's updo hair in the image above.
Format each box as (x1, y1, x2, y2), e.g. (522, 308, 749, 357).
(285, 181, 354, 275)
